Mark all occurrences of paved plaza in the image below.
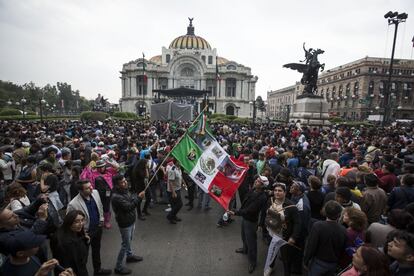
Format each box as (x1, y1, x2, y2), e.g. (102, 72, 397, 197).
(92, 198, 270, 276)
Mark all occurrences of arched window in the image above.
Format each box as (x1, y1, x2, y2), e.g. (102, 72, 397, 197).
(181, 67, 194, 77)
(354, 82, 359, 96)
(225, 78, 237, 97)
(368, 81, 374, 96)
(346, 83, 351, 96)
(226, 105, 235, 116)
(338, 85, 343, 97)
(159, 78, 168, 90)
(201, 55, 206, 63)
(166, 54, 171, 63)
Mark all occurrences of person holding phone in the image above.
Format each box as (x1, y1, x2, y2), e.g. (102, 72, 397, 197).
(50, 210, 89, 276)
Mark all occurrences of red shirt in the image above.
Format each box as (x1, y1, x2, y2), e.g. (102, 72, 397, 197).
(379, 173, 398, 193)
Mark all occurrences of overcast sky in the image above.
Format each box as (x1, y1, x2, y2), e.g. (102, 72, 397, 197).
(1, 0, 413, 102)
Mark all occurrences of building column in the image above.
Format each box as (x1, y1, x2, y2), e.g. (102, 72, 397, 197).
(147, 77, 152, 97)
(121, 78, 126, 97)
(128, 77, 132, 97)
(131, 76, 137, 96)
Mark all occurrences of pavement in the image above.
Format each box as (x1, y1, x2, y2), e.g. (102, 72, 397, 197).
(90, 196, 273, 276)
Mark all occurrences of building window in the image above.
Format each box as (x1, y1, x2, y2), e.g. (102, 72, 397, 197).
(208, 56, 213, 64)
(201, 56, 206, 63)
(226, 105, 235, 116)
(166, 54, 170, 63)
(137, 76, 147, 95)
(225, 78, 237, 97)
(354, 82, 359, 96)
(206, 79, 216, 96)
(159, 78, 168, 90)
(368, 81, 374, 96)
(181, 67, 194, 77)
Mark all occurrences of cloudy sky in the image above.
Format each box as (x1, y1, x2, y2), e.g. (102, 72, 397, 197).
(1, 0, 413, 102)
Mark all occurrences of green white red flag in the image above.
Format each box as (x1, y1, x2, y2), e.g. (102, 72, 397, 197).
(171, 112, 247, 209)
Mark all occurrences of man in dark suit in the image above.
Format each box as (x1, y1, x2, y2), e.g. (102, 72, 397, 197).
(229, 176, 268, 274)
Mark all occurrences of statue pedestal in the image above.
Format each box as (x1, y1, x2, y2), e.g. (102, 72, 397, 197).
(290, 96, 330, 125)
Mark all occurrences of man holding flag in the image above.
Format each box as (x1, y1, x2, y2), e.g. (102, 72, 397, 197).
(166, 157, 184, 224)
(228, 176, 268, 274)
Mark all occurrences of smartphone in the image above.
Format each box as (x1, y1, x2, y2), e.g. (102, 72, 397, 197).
(55, 263, 66, 273)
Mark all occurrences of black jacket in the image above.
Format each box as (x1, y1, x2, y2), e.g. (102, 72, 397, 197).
(280, 199, 302, 242)
(235, 190, 267, 223)
(303, 220, 347, 266)
(50, 232, 89, 276)
(111, 187, 142, 228)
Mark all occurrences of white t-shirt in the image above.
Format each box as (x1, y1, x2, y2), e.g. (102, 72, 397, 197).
(321, 159, 340, 185)
(0, 158, 15, 181)
(10, 196, 31, 211)
(166, 164, 182, 192)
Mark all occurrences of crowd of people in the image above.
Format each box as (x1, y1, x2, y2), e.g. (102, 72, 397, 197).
(0, 118, 413, 276)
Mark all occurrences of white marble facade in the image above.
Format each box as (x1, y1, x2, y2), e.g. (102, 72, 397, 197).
(119, 19, 258, 117)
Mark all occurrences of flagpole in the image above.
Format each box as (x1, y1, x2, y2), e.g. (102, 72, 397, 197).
(143, 105, 209, 192)
(142, 52, 146, 117)
(215, 56, 218, 113)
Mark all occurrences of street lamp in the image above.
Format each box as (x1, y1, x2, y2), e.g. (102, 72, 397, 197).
(235, 106, 240, 117)
(249, 101, 256, 125)
(39, 98, 46, 122)
(20, 98, 27, 119)
(382, 11, 408, 125)
(45, 103, 49, 118)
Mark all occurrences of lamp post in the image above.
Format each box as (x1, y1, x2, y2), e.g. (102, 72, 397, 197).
(45, 103, 49, 118)
(20, 98, 27, 120)
(249, 100, 257, 126)
(39, 98, 46, 122)
(382, 11, 408, 126)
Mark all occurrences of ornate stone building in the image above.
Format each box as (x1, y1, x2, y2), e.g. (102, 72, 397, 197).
(119, 19, 258, 117)
(318, 57, 414, 120)
(267, 57, 414, 120)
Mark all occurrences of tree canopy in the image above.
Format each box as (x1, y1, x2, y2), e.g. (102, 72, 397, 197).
(0, 80, 93, 114)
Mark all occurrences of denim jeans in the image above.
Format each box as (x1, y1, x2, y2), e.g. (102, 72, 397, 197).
(197, 188, 211, 208)
(115, 224, 135, 270)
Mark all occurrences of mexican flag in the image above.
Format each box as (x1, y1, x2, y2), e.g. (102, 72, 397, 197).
(171, 113, 247, 209)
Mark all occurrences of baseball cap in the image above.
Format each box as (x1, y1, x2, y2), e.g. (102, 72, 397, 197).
(258, 175, 269, 186)
(0, 230, 46, 256)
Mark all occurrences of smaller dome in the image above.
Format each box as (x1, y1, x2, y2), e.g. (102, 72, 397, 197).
(149, 55, 162, 64)
(217, 57, 229, 65)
